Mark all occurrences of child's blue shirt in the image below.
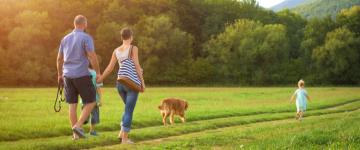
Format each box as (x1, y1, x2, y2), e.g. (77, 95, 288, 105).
(294, 88, 308, 108)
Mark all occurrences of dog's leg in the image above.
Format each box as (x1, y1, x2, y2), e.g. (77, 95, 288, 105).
(170, 112, 175, 125)
(180, 114, 186, 123)
(163, 113, 169, 126)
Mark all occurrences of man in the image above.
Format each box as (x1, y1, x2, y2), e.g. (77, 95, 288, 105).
(57, 15, 101, 140)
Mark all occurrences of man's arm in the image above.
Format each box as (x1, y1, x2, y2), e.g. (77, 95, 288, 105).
(84, 36, 101, 77)
(57, 52, 64, 84)
(86, 51, 101, 75)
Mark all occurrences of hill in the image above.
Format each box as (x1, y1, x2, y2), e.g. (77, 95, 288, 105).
(271, 0, 308, 12)
(292, 0, 360, 19)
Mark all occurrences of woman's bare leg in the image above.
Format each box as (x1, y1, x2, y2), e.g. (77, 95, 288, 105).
(122, 131, 129, 143)
(118, 130, 123, 139)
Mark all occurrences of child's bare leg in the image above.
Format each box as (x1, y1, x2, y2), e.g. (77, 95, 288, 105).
(299, 111, 304, 121)
(296, 112, 300, 119)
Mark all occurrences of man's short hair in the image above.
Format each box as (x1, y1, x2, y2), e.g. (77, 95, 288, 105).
(74, 15, 87, 26)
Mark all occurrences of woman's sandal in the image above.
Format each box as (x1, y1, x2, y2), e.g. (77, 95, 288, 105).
(122, 139, 134, 144)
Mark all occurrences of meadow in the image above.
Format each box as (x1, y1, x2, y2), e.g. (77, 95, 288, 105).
(0, 87, 359, 149)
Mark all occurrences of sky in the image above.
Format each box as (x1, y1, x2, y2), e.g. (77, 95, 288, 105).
(257, 0, 286, 8)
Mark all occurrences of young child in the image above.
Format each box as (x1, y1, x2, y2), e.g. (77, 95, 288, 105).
(290, 79, 311, 121)
(81, 67, 103, 136)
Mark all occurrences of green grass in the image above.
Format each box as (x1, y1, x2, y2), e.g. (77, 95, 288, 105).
(0, 87, 359, 149)
(117, 109, 360, 150)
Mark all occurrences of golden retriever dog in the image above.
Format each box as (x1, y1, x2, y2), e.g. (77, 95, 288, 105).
(158, 98, 188, 126)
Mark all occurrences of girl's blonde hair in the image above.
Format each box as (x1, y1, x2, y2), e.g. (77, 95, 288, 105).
(298, 79, 305, 87)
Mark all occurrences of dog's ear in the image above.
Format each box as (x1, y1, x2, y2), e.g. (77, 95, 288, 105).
(184, 101, 188, 110)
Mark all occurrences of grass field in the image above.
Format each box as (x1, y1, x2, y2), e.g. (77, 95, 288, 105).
(0, 87, 359, 149)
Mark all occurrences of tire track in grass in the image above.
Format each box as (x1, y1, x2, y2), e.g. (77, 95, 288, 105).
(2, 99, 360, 142)
(1, 100, 360, 150)
(110, 109, 360, 150)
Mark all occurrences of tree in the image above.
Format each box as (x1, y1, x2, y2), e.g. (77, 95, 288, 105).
(312, 27, 360, 84)
(95, 22, 124, 68)
(0, 0, 359, 86)
(300, 17, 337, 82)
(7, 10, 53, 85)
(134, 15, 194, 84)
(276, 9, 306, 58)
(204, 19, 289, 85)
(337, 5, 360, 36)
(0, 47, 7, 85)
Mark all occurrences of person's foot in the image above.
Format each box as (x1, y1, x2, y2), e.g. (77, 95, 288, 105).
(122, 139, 134, 144)
(72, 127, 86, 138)
(90, 130, 98, 136)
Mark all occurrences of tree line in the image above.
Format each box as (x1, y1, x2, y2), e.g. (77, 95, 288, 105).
(0, 0, 359, 86)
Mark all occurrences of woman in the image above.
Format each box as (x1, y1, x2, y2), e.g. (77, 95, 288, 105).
(98, 27, 145, 144)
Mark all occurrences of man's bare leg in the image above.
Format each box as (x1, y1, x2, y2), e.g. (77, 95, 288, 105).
(73, 101, 96, 128)
(69, 103, 78, 138)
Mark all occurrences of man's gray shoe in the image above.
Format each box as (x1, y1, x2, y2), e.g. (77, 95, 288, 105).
(72, 127, 86, 138)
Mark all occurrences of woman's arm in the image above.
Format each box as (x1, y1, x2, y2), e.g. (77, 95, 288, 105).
(132, 46, 145, 92)
(98, 51, 117, 82)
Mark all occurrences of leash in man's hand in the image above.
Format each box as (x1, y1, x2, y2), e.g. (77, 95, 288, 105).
(54, 82, 65, 112)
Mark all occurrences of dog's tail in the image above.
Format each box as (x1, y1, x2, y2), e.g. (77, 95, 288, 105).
(185, 101, 188, 110)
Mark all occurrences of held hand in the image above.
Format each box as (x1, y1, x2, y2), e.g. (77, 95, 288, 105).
(97, 101, 102, 107)
(96, 78, 103, 83)
(96, 74, 103, 83)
